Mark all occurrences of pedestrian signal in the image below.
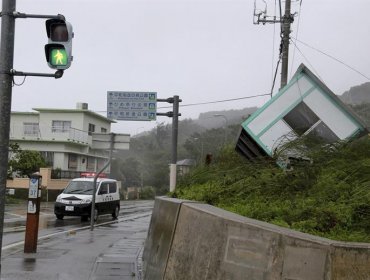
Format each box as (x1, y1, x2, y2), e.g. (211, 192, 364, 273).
(45, 19, 73, 69)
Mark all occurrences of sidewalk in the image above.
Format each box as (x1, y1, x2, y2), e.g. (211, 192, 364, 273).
(1, 213, 152, 280)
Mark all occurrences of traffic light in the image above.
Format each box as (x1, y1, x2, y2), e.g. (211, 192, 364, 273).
(45, 19, 73, 70)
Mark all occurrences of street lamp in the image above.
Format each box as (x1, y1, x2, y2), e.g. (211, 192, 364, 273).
(191, 137, 204, 164)
(213, 114, 228, 144)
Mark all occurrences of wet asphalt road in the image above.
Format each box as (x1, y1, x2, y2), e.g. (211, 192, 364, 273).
(1, 200, 154, 280)
(3, 200, 154, 248)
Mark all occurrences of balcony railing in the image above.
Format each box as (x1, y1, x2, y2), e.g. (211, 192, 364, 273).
(10, 124, 90, 144)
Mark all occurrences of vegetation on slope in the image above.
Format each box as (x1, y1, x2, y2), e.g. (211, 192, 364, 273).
(173, 136, 370, 242)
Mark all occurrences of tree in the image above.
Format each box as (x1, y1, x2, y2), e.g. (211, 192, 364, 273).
(8, 144, 47, 178)
(112, 157, 142, 188)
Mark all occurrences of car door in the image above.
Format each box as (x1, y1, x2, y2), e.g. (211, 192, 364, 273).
(107, 182, 118, 212)
(97, 182, 109, 213)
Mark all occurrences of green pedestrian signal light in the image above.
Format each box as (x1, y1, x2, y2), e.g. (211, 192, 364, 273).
(45, 19, 73, 70)
(50, 48, 68, 66)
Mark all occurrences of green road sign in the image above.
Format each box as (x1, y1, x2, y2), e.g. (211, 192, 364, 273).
(50, 48, 68, 66)
(107, 91, 157, 121)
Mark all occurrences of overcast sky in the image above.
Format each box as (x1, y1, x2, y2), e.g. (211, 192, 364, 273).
(4, 0, 370, 135)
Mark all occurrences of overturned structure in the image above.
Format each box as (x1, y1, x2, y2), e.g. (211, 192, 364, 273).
(236, 64, 368, 160)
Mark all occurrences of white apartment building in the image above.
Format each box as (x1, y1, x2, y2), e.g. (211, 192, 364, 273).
(10, 103, 115, 176)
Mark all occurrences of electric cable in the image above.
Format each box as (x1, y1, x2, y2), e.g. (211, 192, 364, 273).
(271, 0, 278, 87)
(290, 39, 323, 81)
(270, 56, 281, 97)
(12, 75, 27, 86)
(293, 38, 370, 81)
(290, 0, 303, 77)
(158, 93, 272, 109)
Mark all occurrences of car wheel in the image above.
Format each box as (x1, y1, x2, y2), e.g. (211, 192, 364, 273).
(56, 214, 64, 220)
(112, 205, 119, 219)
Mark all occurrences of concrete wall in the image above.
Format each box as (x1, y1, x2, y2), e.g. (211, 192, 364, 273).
(143, 197, 370, 280)
(7, 168, 70, 191)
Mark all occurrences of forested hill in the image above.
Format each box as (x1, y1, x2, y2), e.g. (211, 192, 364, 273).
(340, 82, 370, 105)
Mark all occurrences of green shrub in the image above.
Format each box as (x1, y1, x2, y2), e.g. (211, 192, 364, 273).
(140, 186, 156, 200)
(174, 136, 370, 242)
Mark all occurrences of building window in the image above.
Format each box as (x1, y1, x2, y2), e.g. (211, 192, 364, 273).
(88, 123, 95, 133)
(86, 156, 95, 171)
(68, 154, 78, 169)
(40, 151, 54, 167)
(101, 127, 107, 133)
(97, 158, 106, 171)
(23, 122, 39, 136)
(52, 120, 71, 133)
(283, 102, 319, 136)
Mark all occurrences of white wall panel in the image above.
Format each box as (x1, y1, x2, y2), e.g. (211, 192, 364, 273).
(259, 120, 295, 154)
(248, 76, 313, 135)
(304, 90, 360, 139)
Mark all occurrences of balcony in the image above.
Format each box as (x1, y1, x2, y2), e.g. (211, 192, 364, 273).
(10, 124, 90, 145)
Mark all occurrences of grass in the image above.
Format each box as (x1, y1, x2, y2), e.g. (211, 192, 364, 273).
(174, 135, 370, 243)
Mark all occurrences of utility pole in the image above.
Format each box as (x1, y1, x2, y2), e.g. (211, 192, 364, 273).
(0, 0, 16, 273)
(254, 0, 293, 90)
(280, 0, 292, 88)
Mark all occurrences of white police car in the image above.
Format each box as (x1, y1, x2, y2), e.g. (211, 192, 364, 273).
(54, 177, 120, 221)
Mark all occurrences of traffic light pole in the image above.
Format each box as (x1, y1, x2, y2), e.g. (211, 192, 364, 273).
(0, 0, 16, 274)
(12, 12, 64, 20)
(0, 11, 69, 78)
(157, 96, 182, 192)
(0, 3, 70, 272)
(11, 69, 64, 79)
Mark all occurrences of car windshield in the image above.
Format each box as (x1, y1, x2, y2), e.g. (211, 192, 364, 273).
(63, 181, 96, 195)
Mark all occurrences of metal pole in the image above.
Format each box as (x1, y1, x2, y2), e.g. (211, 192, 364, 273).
(280, 0, 291, 89)
(90, 133, 115, 231)
(169, 95, 180, 192)
(0, 0, 16, 273)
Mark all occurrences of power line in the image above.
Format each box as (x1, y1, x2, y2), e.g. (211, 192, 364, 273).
(290, 39, 323, 81)
(271, 0, 278, 87)
(270, 56, 281, 97)
(293, 38, 370, 81)
(290, 0, 303, 77)
(158, 93, 271, 109)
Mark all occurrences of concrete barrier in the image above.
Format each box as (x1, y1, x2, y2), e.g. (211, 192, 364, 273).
(144, 198, 370, 280)
(142, 197, 188, 280)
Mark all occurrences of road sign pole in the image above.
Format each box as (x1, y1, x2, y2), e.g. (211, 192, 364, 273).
(170, 95, 180, 192)
(0, 0, 16, 272)
(24, 174, 42, 253)
(156, 96, 181, 192)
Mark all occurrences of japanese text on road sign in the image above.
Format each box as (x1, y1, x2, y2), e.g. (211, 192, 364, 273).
(107, 91, 157, 121)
